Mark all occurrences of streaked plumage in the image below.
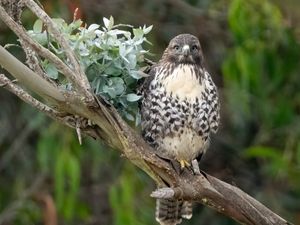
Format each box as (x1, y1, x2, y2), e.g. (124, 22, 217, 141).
(141, 34, 220, 225)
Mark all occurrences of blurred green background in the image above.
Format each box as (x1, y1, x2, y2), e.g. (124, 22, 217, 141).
(0, 0, 300, 224)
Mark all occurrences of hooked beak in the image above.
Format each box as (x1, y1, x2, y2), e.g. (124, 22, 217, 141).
(182, 45, 190, 57)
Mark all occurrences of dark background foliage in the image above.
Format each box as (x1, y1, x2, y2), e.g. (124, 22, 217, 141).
(0, 0, 299, 224)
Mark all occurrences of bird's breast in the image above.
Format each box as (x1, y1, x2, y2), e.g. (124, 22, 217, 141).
(160, 64, 204, 101)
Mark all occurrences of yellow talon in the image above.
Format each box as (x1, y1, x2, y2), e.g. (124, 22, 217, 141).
(179, 160, 190, 169)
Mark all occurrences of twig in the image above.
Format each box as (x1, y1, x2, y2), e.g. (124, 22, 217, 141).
(0, 44, 64, 101)
(23, 0, 94, 103)
(0, 74, 60, 117)
(76, 117, 83, 145)
(0, 74, 79, 132)
(0, 73, 91, 141)
(0, 6, 84, 97)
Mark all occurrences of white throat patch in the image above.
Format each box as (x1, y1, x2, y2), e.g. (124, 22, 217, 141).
(160, 64, 204, 101)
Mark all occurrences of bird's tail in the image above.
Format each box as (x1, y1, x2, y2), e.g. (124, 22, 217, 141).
(155, 198, 193, 225)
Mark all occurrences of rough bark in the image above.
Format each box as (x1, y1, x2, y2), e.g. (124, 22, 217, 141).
(0, 1, 293, 224)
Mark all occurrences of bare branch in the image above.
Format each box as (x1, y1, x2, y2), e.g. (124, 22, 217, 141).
(150, 171, 291, 225)
(0, 74, 58, 114)
(0, 46, 64, 101)
(0, 5, 86, 96)
(75, 116, 83, 145)
(0, 73, 79, 131)
(22, 0, 94, 102)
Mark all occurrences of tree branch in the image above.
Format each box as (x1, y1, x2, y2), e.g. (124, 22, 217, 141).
(0, 2, 293, 225)
(0, 4, 89, 99)
(0, 45, 64, 102)
(22, 0, 94, 103)
(0, 74, 61, 117)
(151, 171, 292, 225)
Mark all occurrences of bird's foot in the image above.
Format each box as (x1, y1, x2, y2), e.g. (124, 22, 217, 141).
(171, 159, 192, 175)
(179, 159, 190, 169)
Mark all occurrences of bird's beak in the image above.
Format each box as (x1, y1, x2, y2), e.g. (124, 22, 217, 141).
(182, 45, 190, 56)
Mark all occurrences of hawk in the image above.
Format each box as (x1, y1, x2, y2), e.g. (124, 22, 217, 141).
(140, 34, 220, 225)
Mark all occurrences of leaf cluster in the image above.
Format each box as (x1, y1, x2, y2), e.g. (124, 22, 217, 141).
(27, 16, 153, 123)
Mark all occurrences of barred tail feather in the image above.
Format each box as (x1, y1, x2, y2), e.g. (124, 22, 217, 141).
(181, 201, 193, 219)
(155, 199, 193, 225)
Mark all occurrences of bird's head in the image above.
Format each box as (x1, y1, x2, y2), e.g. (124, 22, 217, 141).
(161, 34, 204, 65)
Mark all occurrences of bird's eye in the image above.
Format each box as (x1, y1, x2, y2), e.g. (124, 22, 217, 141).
(192, 45, 198, 51)
(173, 45, 179, 50)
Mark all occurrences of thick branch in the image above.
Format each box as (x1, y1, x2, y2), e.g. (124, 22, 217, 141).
(0, 45, 64, 102)
(150, 171, 291, 225)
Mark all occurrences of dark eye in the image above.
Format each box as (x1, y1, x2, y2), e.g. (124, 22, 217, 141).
(192, 45, 198, 51)
(173, 45, 179, 50)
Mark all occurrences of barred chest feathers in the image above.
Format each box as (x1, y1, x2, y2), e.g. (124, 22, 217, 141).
(143, 63, 215, 162)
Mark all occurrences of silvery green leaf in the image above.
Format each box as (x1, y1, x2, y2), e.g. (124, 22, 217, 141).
(118, 97, 128, 107)
(129, 71, 144, 79)
(133, 37, 145, 46)
(143, 25, 153, 34)
(52, 18, 66, 29)
(133, 28, 144, 38)
(119, 44, 129, 63)
(125, 46, 134, 55)
(79, 48, 89, 56)
(95, 30, 104, 36)
(127, 54, 137, 69)
(103, 16, 114, 30)
(71, 20, 83, 29)
(110, 77, 124, 85)
(110, 77, 125, 95)
(126, 93, 142, 102)
(103, 17, 110, 28)
(125, 112, 135, 121)
(108, 29, 130, 37)
(103, 85, 117, 98)
(119, 44, 126, 57)
(29, 31, 48, 46)
(94, 40, 103, 48)
(33, 19, 43, 33)
(105, 66, 122, 76)
(88, 24, 100, 31)
(103, 54, 113, 61)
(108, 16, 114, 30)
(45, 63, 58, 79)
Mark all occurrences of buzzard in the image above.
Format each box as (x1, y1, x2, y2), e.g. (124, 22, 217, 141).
(140, 34, 220, 225)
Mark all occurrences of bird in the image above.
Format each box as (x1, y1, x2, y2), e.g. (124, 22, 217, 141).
(140, 33, 220, 225)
